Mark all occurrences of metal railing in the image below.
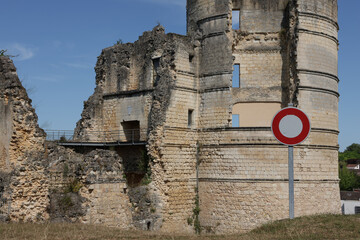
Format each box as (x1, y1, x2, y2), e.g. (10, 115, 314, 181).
(45, 129, 147, 144)
(46, 130, 74, 141)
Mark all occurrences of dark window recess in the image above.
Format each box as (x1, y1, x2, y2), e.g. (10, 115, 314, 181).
(117, 79, 121, 92)
(232, 10, 240, 30)
(189, 54, 194, 63)
(232, 64, 240, 88)
(188, 109, 194, 128)
(121, 120, 140, 142)
(153, 58, 160, 86)
(355, 206, 360, 214)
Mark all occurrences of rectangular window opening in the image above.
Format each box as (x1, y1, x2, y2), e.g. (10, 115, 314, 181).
(152, 58, 160, 86)
(188, 109, 194, 128)
(355, 206, 360, 215)
(232, 10, 240, 30)
(232, 114, 240, 128)
(121, 120, 140, 142)
(232, 64, 240, 88)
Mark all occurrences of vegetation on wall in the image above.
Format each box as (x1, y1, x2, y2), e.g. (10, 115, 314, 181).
(339, 143, 360, 191)
(64, 179, 83, 194)
(139, 150, 152, 185)
(0, 49, 17, 58)
(114, 39, 123, 45)
(193, 188, 201, 234)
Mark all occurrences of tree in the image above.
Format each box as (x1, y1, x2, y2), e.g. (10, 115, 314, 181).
(339, 163, 360, 191)
(339, 143, 360, 162)
(339, 143, 360, 191)
(345, 143, 360, 154)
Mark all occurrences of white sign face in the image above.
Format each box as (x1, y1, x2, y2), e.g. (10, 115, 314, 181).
(279, 115, 303, 138)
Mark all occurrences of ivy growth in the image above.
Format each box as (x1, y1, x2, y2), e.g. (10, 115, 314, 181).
(193, 188, 201, 234)
(188, 187, 201, 234)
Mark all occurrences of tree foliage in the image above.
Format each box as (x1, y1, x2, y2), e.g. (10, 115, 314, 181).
(339, 164, 360, 190)
(345, 143, 360, 154)
(339, 143, 360, 191)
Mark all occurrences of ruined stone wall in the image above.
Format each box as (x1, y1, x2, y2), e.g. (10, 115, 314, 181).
(61, 0, 340, 235)
(73, 26, 201, 233)
(0, 56, 49, 222)
(0, 98, 12, 170)
(0, 57, 45, 167)
(45, 144, 134, 227)
(232, 0, 289, 32)
(142, 33, 199, 233)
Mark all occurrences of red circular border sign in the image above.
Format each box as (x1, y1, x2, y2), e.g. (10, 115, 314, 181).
(271, 107, 311, 146)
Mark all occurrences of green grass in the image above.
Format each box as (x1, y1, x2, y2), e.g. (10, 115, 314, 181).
(0, 214, 359, 240)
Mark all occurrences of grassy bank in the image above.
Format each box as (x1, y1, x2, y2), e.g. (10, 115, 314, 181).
(0, 214, 359, 240)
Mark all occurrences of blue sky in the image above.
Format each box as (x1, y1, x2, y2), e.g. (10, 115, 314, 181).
(0, 0, 358, 151)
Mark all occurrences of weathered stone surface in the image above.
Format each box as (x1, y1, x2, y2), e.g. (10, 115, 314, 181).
(74, 0, 340, 234)
(0, 56, 48, 222)
(0, 0, 341, 235)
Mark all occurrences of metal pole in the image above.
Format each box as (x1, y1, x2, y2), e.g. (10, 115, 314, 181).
(288, 145, 294, 219)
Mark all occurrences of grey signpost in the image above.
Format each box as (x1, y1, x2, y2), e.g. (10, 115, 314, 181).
(288, 144, 294, 219)
(271, 104, 311, 220)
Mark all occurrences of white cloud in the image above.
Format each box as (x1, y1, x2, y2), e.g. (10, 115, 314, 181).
(8, 43, 35, 61)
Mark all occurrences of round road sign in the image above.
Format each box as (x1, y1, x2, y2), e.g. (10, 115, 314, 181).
(271, 107, 311, 146)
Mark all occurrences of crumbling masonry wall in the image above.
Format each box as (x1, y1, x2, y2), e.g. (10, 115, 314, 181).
(0, 0, 341, 235)
(73, 0, 340, 234)
(75, 26, 200, 233)
(0, 56, 163, 228)
(0, 56, 49, 222)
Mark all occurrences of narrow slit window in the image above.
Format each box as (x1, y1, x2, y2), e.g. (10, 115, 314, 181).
(189, 54, 194, 63)
(232, 114, 240, 127)
(188, 109, 194, 128)
(232, 64, 240, 88)
(117, 79, 121, 92)
(152, 58, 160, 86)
(232, 10, 240, 30)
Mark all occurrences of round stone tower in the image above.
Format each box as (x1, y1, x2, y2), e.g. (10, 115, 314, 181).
(186, 0, 340, 233)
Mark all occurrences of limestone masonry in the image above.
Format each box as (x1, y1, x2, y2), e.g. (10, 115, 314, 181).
(0, 0, 340, 234)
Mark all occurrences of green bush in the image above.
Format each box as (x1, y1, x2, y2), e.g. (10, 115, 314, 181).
(64, 179, 83, 193)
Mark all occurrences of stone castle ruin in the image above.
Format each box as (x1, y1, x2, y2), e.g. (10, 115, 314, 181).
(0, 0, 340, 234)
